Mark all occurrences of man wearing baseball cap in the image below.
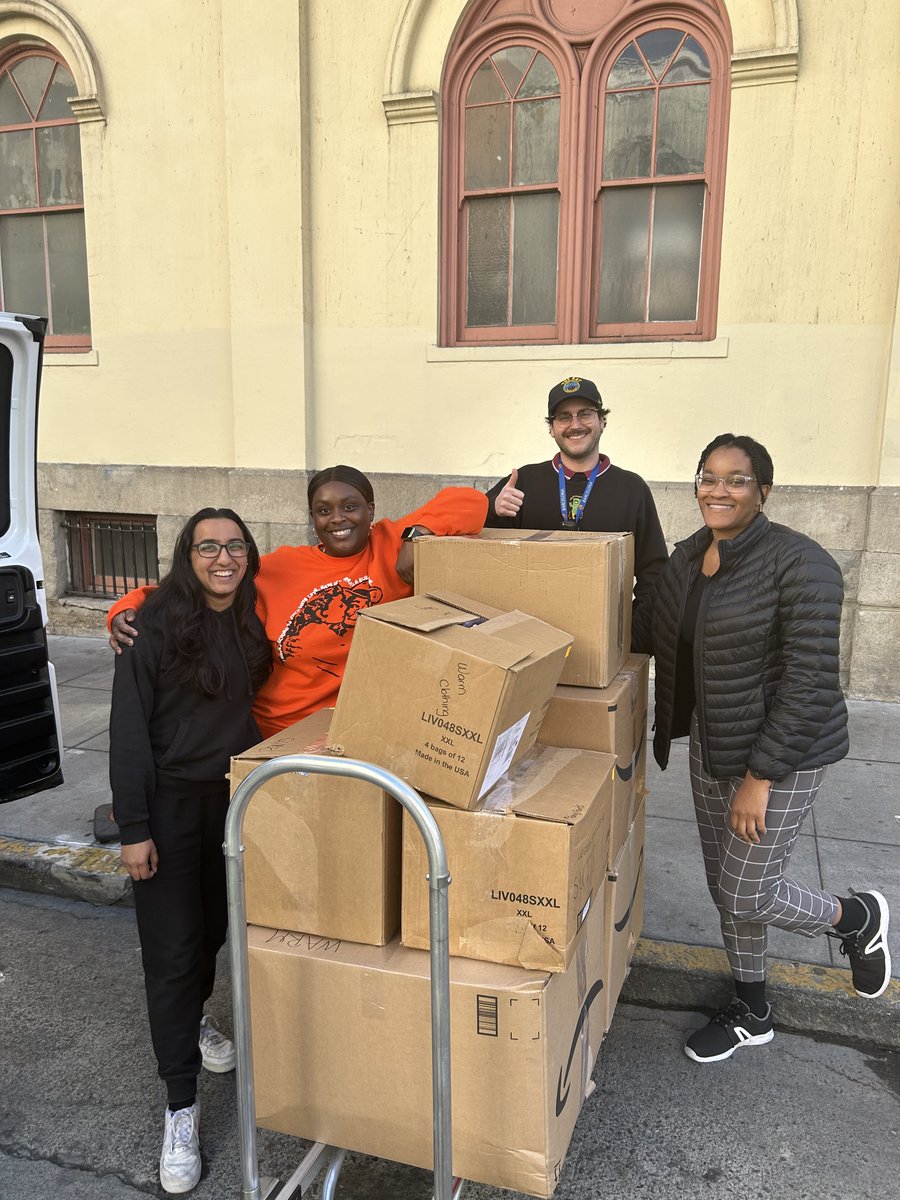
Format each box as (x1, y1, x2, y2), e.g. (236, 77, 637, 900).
(484, 375, 667, 628)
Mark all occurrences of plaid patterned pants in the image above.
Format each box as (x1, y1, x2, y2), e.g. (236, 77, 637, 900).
(689, 718, 839, 981)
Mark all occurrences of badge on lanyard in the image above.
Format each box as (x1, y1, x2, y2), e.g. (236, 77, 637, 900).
(558, 461, 601, 528)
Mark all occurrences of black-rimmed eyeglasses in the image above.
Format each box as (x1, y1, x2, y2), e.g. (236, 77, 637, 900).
(192, 539, 251, 558)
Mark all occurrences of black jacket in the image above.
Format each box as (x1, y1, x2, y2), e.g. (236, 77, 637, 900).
(109, 603, 261, 843)
(633, 513, 849, 781)
(485, 458, 668, 633)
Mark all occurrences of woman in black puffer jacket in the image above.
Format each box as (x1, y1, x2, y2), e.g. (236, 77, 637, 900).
(634, 433, 890, 1064)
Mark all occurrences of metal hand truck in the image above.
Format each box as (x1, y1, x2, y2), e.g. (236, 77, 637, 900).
(225, 754, 467, 1200)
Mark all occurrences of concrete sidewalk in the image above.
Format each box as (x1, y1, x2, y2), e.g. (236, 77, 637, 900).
(2, 633, 898, 1046)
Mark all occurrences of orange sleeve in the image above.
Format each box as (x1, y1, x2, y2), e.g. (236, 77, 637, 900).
(394, 487, 488, 537)
(106, 585, 154, 632)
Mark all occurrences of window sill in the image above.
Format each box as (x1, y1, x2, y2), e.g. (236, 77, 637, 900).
(45, 349, 99, 367)
(425, 338, 729, 363)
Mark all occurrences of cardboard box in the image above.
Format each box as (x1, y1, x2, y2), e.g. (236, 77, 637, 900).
(402, 743, 616, 972)
(230, 709, 401, 945)
(603, 797, 646, 1032)
(327, 592, 572, 810)
(538, 654, 649, 865)
(414, 530, 634, 687)
(247, 890, 608, 1198)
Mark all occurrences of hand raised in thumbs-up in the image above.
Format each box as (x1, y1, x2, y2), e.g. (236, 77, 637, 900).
(493, 468, 525, 518)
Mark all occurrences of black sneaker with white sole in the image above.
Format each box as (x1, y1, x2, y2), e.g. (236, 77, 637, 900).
(684, 999, 774, 1064)
(838, 890, 891, 998)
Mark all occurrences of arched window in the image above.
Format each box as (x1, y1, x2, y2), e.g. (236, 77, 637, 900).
(440, 0, 731, 346)
(0, 49, 91, 347)
(463, 47, 563, 334)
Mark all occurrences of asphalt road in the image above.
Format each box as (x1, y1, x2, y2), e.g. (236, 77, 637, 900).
(1, 888, 897, 1200)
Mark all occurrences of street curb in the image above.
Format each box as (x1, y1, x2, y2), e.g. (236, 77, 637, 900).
(0, 836, 133, 907)
(1, 839, 897, 1049)
(622, 937, 900, 1050)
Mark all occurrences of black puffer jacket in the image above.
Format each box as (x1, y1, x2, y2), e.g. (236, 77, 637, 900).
(633, 513, 849, 781)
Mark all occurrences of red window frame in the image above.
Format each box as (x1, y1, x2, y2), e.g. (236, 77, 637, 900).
(440, 1, 732, 348)
(0, 48, 91, 351)
(445, 31, 579, 345)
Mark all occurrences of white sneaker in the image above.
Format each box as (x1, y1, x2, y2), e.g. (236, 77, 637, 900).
(159, 1102, 201, 1194)
(199, 1014, 236, 1073)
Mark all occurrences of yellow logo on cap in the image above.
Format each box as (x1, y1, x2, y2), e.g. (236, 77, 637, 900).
(561, 377, 582, 393)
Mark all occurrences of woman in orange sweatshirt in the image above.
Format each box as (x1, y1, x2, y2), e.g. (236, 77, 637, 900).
(109, 466, 488, 736)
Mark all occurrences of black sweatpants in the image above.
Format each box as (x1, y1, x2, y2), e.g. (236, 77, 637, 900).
(132, 783, 229, 1106)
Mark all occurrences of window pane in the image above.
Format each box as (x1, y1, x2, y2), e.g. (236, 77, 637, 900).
(493, 46, 534, 97)
(0, 75, 29, 124)
(465, 103, 510, 189)
(468, 58, 506, 105)
(607, 43, 653, 90)
(666, 37, 710, 83)
(47, 210, 90, 334)
(467, 195, 510, 326)
(656, 83, 708, 175)
(39, 64, 77, 120)
(597, 186, 651, 324)
(636, 29, 683, 80)
(37, 125, 83, 205)
(11, 57, 53, 118)
(511, 192, 558, 324)
(0, 129, 38, 207)
(648, 183, 705, 321)
(513, 96, 559, 185)
(0, 213, 48, 316)
(602, 90, 653, 179)
(519, 52, 559, 99)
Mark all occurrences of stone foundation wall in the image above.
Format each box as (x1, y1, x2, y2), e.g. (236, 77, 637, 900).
(37, 464, 900, 701)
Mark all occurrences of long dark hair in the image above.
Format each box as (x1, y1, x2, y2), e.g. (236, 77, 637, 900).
(695, 434, 774, 506)
(307, 465, 375, 509)
(143, 508, 271, 696)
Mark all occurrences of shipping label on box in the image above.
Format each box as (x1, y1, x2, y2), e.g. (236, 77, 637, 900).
(230, 709, 401, 945)
(327, 592, 573, 810)
(414, 530, 634, 688)
(247, 886, 608, 1198)
(603, 797, 646, 1033)
(538, 654, 649, 864)
(402, 744, 616, 972)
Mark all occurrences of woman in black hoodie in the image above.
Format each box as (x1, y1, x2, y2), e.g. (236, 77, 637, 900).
(634, 434, 890, 1065)
(110, 507, 270, 1195)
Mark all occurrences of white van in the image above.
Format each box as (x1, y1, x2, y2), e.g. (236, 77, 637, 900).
(0, 311, 64, 801)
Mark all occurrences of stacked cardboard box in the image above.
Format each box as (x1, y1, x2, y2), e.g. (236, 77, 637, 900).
(237, 544, 650, 1195)
(410, 536, 649, 1029)
(326, 591, 573, 808)
(538, 654, 650, 867)
(231, 708, 400, 946)
(414, 530, 634, 687)
(247, 887, 608, 1198)
(401, 742, 618, 972)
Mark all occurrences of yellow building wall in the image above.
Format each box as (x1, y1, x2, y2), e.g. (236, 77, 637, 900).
(31, 0, 900, 485)
(34, 0, 310, 471)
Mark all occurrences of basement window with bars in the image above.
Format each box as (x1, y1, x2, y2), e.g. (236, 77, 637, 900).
(64, 512, 159, 600)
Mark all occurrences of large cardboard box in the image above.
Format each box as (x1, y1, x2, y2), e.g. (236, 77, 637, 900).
(230, 710, 401, 945)
(414, 530, 634, 688)
(538, 653, 649, 865)
(247, 890, 608, 1198)
(327, 592, 572, 810)
(603, 797, 646, 1032)
(402, 743, 616, 972)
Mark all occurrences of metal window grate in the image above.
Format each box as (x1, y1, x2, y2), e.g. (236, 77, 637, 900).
(63, 513, 159, 600)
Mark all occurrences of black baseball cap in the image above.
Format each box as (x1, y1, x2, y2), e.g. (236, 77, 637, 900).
(548, 376, 603, 417)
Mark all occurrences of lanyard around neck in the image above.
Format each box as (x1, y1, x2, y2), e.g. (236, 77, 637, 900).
(558, 460, 601, 528)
